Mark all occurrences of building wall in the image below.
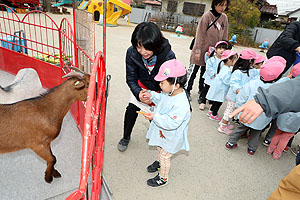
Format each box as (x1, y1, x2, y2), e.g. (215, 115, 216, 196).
(161, 0, 212, 15)
(289, 10, 300, 21)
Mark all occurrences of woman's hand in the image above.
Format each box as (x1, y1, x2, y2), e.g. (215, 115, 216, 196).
(139, 90, 152, 104)
(229, 99, 264, 124)
(236, 89, 240, 94)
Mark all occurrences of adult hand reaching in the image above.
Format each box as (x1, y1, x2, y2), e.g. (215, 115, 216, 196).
(229, 99, 264, 124)
(139, 90, 152, 104)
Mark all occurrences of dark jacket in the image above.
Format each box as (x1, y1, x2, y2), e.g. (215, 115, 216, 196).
(267, 21, 300, 75)
(254, 75, 300, 117)
(126, 38, 175, 101)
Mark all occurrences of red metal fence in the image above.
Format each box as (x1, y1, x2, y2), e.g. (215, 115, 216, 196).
(66, 51, 107, 200)
(0, 4, 108, 200)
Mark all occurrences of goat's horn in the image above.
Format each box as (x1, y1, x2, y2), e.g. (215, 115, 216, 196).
(68, 66, 85, 74)
(62, 71, 84, 79)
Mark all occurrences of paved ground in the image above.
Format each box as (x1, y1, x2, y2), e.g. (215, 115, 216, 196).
(1, 12, 299, 200)
(102, 19, 299, 200)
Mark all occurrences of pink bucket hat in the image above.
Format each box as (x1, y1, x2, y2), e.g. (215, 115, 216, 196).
(260, 60, 285, 81)
(221, 50, 237, 60)
(265, 56, 286, 66)
(292, 62, 300, 78)
(239, 49, 258, 60)
(215, 41, 228, 48)
(254, 54, 266, 64)
(154, 59, 186, 81)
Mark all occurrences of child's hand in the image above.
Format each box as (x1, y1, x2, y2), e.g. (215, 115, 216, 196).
(143, 112, 154, 120)
(287, 73, 293, 79)
(139, 90, 152, 104)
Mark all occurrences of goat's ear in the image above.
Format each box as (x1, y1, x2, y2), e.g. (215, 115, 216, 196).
(74, 80, 85, 89)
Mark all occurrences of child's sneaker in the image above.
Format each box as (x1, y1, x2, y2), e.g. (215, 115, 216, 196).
(291, 144, 300, 156)
(225, 142, 237, 150)
(283, 146, 289, 153)
(219, 121, 234, 130)
(147, 160, 160, 173)
(218, 125, 233, 135)
(247, 149, 255, 156)
(147, 174, 168, 188)
(227, 123, 234, 130)
(263, 140, 271, 147)
(206, 110, 212, 117)
(209, 114, 222, 121)
(272, 152, 281, 160)
(267, 147, 274, 155)
(199, 103, 206, 110)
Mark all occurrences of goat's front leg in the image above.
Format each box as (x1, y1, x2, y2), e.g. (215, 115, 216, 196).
(50, 148, 61, 178)
(32, 143, 60, 183)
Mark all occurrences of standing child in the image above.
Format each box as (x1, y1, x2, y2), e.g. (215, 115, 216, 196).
(225, 59, 285, 156)
(199, 40, 228, 110)
(267, 62, 300, 160)
(218, 49, 259, 134)
(141, 59, 190, 187)
(206, 50, 238, 122)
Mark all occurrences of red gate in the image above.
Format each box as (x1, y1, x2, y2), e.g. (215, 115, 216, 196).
(0, 4, 108, 200)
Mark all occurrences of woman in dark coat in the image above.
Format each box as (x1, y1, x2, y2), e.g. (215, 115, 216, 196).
(118, 22, 175, 152)
(267, 21, 300, 75)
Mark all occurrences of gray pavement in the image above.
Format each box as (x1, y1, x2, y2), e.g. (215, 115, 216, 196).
(103, 19, 299, 200)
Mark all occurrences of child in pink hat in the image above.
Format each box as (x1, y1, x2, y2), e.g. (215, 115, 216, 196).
(253, 54, 266, 69)
(224, 48, 260, 126)
(199, 40, 229, 110)
(266, 61, 300, 160)
(206, 50, 238, 134)
(141, 59, 190, 187)
(225, 59, 285, 156)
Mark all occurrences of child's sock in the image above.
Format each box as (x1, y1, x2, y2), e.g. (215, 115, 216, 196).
(159, 173, 168, 182)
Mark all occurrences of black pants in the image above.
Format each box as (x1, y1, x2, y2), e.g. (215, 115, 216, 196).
(186, 65, 206, 94)
(199, 84, 210, 104)
(122, 103, 140, 140)
(211, 101, 223, 116)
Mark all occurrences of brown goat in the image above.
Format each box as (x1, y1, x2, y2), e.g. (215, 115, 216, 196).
(0, 72, 90, 183)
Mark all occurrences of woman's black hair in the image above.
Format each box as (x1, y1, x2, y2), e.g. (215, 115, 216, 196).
(166, 74, 187, 88)
(232, 58, 253, 76)
(131, 22, 163, 55)
(217, 54, 236, 74)
(211, 0, 230, 9)
(209, 43, 228, 58)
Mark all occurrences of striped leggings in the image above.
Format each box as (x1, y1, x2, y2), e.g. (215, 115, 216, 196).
(157, 146, 172, 179)
(222, 100, 235, 122)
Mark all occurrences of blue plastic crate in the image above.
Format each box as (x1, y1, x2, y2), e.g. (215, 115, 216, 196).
(0, 31, 28, 54)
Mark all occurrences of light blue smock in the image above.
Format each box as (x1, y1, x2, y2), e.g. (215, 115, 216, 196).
(203, 56, 221, 86)
(204, 52, 211, 64)
(206, 64, 231, 102)
(236, 79, 272, 130)
(226, 68, 260, 102)
(146, 91, 190, 154)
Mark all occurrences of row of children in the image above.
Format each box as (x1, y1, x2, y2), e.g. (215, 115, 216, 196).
(198, 39, 300, 159)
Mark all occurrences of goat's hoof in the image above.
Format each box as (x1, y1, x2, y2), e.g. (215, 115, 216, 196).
(53, 169, 61, 178)
(45, 175, 53, 183)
